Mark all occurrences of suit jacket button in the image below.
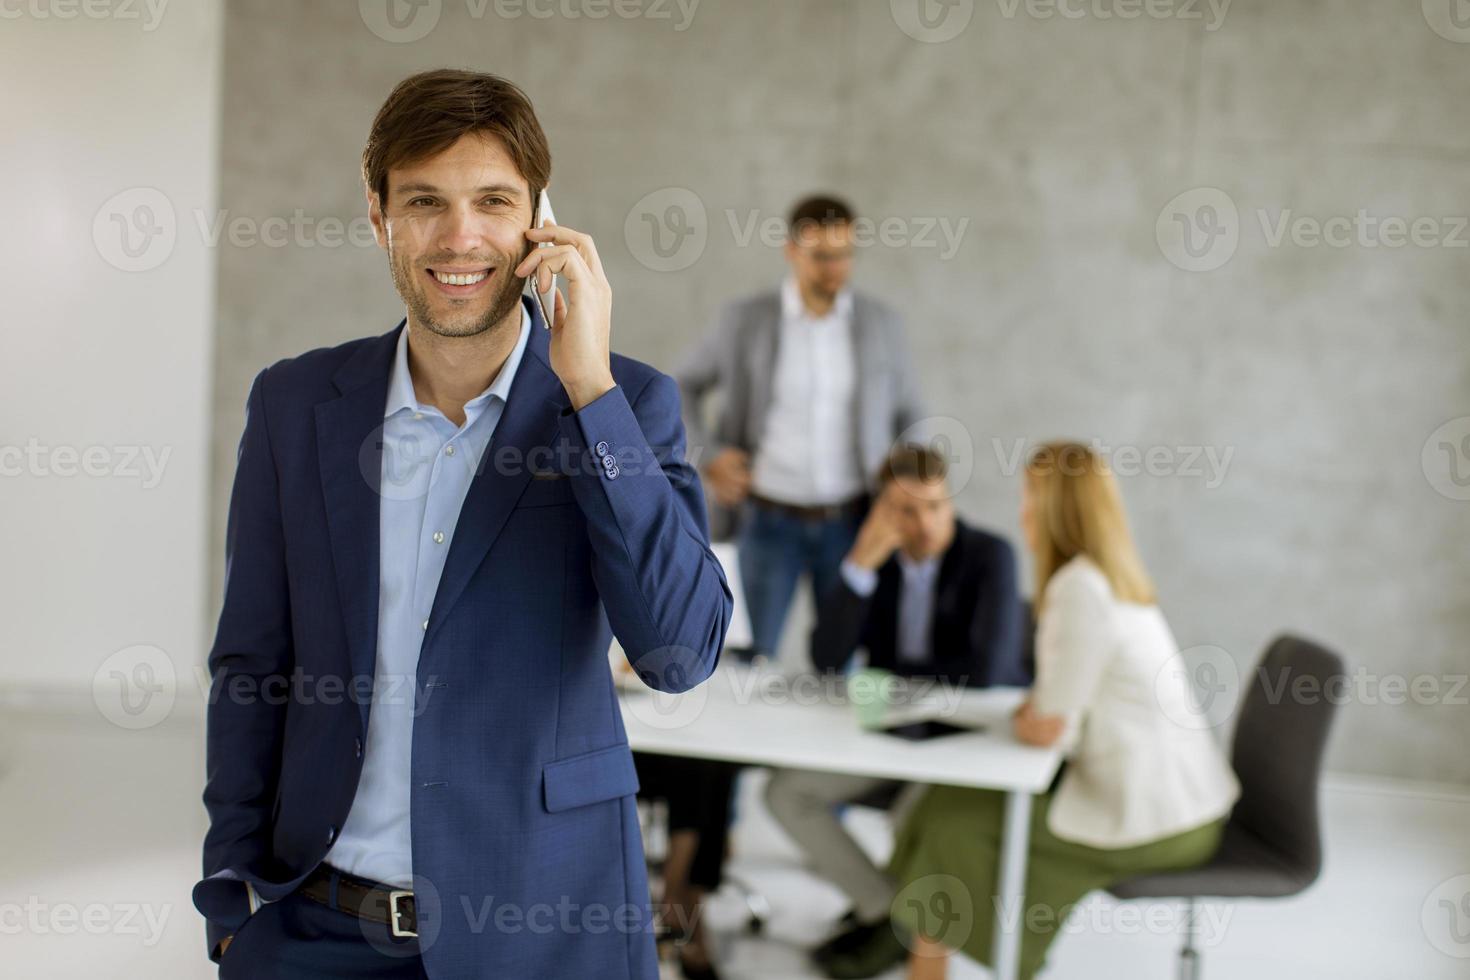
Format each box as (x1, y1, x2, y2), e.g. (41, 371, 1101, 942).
(354, 737, 363, 759)
(595, 441, 609, 455)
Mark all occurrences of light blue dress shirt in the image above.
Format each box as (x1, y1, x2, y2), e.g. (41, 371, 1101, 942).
(839, 552, 941, 664)
(325, 307, 532, 887)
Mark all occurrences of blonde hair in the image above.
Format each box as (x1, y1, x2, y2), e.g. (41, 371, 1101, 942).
(1025, 441, 1156, 611)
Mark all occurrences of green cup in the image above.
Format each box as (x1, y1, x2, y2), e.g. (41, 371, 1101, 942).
(848, 667, 897, 731)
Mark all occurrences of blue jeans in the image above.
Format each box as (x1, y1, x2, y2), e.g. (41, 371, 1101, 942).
(736, 498, 864, 661)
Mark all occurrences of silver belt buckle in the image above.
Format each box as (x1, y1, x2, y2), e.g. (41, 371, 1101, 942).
(387, 889, 417, 938)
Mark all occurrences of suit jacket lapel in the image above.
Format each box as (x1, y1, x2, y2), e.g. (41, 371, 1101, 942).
(746, 294, 780, 445)
(316, 324, 399, 731)
(851, 296, 885, 465)
(316, 300, 565, 731)
(928, 525, 969, 656)
(423, 312, 566, 647)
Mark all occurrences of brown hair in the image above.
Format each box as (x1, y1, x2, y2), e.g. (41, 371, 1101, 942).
(362, 69, 551, 206)
(878, 443, 949, 487)
(1025, 441, 1157, 611)
(789, 194, 856, 240)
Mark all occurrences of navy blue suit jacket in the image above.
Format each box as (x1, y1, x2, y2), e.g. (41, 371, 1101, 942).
(194, 298, 732, 978)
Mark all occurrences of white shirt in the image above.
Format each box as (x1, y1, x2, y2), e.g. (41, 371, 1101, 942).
(1031, 556, 1241, 849)
(749, 278, 863, 506)
(324, 308, 532, 887)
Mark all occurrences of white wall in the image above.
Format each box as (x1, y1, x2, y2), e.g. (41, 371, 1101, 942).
(0, 1, 222, 698)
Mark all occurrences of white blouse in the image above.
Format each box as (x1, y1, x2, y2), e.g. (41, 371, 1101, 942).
(1030, 556, 1240, 849)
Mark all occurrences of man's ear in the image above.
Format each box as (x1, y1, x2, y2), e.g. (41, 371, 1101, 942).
(366, 187, 388, 250)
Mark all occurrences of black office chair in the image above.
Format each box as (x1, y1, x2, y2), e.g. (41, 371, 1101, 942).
(1108, 634, 1345, 980)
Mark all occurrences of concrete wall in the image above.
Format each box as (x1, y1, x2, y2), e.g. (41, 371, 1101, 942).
(1, 1, 222, 700)
(210, 0, 1470, 782)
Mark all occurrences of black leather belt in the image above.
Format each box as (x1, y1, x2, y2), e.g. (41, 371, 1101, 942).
(749, 492, 867, 523)
(297, 864, 418, 938)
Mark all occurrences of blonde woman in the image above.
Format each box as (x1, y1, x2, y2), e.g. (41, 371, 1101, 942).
(822, 442, 1240, 980)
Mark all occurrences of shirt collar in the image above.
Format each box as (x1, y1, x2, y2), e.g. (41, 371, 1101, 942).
(896, 550, 941, 579)
(781, 276, 853, 324)
(384, 305, 532, 420)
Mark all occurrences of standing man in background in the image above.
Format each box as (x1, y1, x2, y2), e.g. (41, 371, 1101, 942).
(675, 196, 926, 662)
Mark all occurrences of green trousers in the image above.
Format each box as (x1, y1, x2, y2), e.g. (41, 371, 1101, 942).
(886, 786, 1224, 979)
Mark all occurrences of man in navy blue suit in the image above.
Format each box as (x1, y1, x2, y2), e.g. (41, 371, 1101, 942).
(193, 69, 732, 979)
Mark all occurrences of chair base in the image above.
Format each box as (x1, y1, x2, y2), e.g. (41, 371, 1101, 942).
(1177, 946, 1200, 980)
(1175, 897, 1201, 980)
(720, 870, 771, 934)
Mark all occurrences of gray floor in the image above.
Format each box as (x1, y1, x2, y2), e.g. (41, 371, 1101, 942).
(2, 701, 1467, 978)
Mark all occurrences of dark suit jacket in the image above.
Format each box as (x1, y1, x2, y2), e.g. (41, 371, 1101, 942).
(810, 520, 1029, 688)
(193, 297, 732, 980)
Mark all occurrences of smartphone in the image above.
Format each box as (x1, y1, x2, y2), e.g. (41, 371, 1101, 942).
(879, 720, 979, 742)
(528, 189, 557, 330)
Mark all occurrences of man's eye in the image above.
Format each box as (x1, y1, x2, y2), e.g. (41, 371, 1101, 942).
(408, 198, 435, 207)
(482, 197, 510, 207)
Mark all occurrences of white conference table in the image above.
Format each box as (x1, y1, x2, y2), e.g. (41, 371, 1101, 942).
(617, 658, 1063, 980)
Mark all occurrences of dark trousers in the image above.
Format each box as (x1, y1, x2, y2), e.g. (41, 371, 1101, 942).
(634, 753, 740, 892)
(217, 883, 427, 979)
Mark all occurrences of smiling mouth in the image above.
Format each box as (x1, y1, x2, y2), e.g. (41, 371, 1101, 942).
(425, 267, 494, 290)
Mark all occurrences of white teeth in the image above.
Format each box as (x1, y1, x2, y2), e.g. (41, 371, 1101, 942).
(433, 269, 489, 286)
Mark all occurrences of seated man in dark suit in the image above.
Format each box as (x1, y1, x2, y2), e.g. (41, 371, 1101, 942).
(763, 443, 1028, 976)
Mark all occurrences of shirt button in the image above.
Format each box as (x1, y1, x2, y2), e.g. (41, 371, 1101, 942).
(326, 825, 338, 844)
(595, 441, 609, 455)
(413, 412, 423, 420)
(421, 619, 429, 631)
(444, 445, 455, 456)
(432, 531, 445, 544)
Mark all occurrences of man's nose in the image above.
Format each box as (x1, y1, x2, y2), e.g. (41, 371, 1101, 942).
(438, 204, 488, 255)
